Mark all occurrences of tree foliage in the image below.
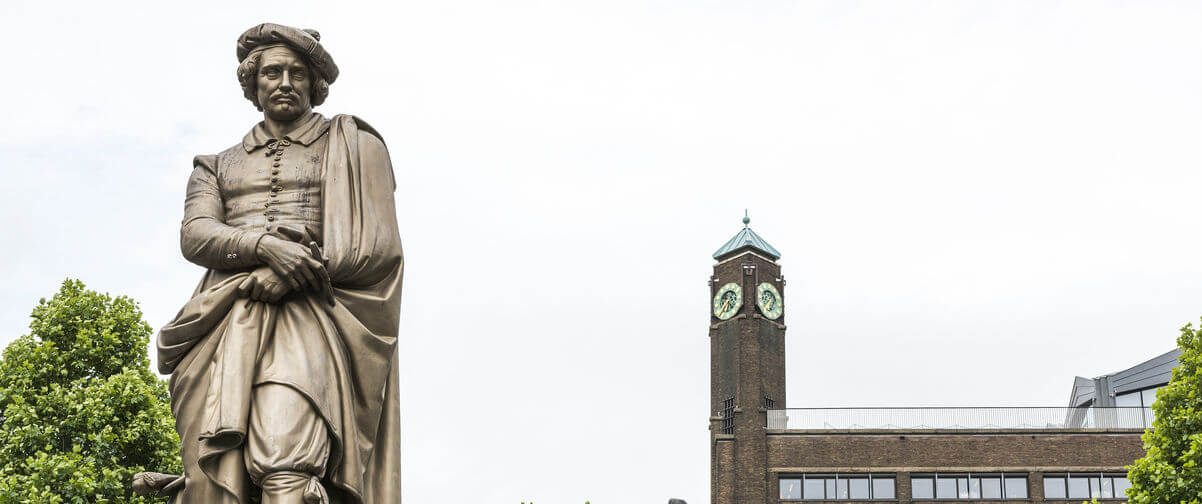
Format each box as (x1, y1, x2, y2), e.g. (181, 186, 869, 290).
(0, 279, 180, 503)
(1127, 320, 1202, 504)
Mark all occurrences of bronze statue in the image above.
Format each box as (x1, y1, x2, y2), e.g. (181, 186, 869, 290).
(143, 23, 403, 504)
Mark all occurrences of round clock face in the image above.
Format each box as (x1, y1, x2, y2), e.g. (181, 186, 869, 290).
(712, 282, 743, 320)
(756, 282, 783, 320)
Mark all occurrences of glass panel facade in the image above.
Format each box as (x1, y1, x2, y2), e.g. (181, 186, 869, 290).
(1113, 476, 1132, 496)
(1143, 388, 1160, 422)
(1115, 392, 1141, 407)
(913, 473, 1027, 500)
(848, 478, 870, 499)
(1004, 477, 1028, 499)
(873, 478, 896, 499)
(956, 477, 970, 499)
(1045, 473, 1129, 500)
(835, 478, 849, 499)
(980, 477, 1002, 499)
(1116, 386, 1162, 424)
(1044, 477, 1067, 499)
(780, 478, 801, 500)
(1142, 387, 1160, 406)
(911, 478, 934, 499)
(803, 479, 824, 500)
(781, 474, 897, 501)
(1099, 477, 1114, 499)
(936, 477, 957, 498)
(1068, 476, 1090, 498)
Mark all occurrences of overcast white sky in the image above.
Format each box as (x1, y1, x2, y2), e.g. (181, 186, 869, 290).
(1, 1, 1200, 502)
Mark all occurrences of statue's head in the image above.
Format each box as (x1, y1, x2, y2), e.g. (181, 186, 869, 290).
(235, 24, 339, 120)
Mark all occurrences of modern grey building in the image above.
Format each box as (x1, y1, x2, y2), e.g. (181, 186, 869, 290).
(1068, 348, 1181, 416)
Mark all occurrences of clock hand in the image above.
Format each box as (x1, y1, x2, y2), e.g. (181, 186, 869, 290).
(720, 297, 730, 313)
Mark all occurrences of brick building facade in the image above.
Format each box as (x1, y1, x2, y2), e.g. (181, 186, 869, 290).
(708, 220, 1165, 504)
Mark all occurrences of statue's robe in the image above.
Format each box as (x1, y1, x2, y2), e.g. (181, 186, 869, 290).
(157, 114, 403, 504)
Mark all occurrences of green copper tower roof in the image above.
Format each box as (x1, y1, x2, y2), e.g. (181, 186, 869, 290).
(713, 211, 781, 261)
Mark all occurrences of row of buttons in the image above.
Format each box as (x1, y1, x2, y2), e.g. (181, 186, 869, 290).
(263, 138, 292, 230)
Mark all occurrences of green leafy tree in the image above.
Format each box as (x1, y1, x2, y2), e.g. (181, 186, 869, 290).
(0, 279, 180, 503)
(1127, 320, 1202, 504)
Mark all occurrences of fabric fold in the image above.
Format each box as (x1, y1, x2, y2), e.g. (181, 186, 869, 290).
(159, 114, 403, 504)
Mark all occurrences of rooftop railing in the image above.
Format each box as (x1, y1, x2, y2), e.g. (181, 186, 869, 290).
(766, 407, 1153, 430)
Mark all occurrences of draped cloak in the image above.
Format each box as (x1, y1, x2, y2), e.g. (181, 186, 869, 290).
(157, 115, 402, 504)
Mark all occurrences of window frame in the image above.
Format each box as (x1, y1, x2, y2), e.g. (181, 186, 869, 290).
(779, 473, 898, 501)
(1042, 472, 1130, 501)
(909, 472, 1029, 501)
(1115, 385, 1162, 408)
(720, 397, 735, 435)
(1115, 385, 1163, 425)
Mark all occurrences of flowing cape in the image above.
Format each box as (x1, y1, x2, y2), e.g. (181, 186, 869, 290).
(158, 115, 403, 504)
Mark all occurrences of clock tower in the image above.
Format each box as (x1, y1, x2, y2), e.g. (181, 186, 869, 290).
(709, 213, 786, 504)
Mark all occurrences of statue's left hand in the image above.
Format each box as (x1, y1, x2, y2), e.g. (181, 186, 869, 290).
(237, 266, 291, 303)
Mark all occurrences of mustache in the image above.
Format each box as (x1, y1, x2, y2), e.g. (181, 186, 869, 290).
(270, 91, 300, 102)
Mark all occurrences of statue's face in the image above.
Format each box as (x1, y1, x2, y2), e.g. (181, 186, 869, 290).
(255, 46, 313, 121)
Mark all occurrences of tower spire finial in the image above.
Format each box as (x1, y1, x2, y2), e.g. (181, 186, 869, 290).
(714, 209, 780, 260)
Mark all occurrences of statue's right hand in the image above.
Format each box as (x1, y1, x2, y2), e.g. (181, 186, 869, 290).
(256, 235, 330, 294)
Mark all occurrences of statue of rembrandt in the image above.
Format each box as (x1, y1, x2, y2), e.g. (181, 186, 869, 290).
(144, 23, 403, 504)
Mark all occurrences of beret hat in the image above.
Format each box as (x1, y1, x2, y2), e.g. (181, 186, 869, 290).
(237, 23, 339, 84)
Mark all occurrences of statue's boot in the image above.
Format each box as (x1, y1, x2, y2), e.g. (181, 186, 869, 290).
(131, 472, 184, 497)
(260, 471, 329, 504)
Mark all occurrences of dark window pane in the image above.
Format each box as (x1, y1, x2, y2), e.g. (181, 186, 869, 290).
(1044, 477, 1066, 499)
(1068, 476, 1090, 498)
(1112, 477, 1132, 497)
(980, 477, 1002, 499)
(873, 478, 895, 499)
(911, 478, 934, 499)
(1005, 477, 1028, 499)
(803, 478, 825, 500)
(936, 477, 957, 499)
(849, 478, 870, 499)
(969, 477, 982, 499)
(781, 478, 802, 500)
(836, 478, 849, 499)
(1099, 477, 1114, 499)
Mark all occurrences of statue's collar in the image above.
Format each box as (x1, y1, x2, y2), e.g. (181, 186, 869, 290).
(242, 112, 330, 152)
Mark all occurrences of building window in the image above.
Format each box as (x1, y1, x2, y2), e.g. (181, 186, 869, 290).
(1116, 386, 1161, 423)
(1004, 476, 1028, 499)
(1115, 386, 1160, 408)
(720, 397, 735, 434)
(910, 473, 1028, 500)
(764, 396, 775, 409)
(1043, 473, 1130, 500)
(779, 473, 896, 501)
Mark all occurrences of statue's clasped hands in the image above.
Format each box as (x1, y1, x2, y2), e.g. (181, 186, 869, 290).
(243, 227, 336, 306)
